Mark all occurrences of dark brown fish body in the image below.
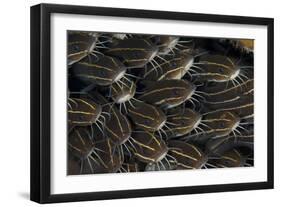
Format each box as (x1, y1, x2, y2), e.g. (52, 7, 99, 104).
(71, 54, 127, 86)
(168, 140, 207, 169)
(131, 131, 168, 163)
(86, 91, 109, 106)
(165, 108, 202, 137)
(212, 149, 246, 168)
(127, 100, 166, 132)
(202, 79, 253, 103)
(204, 99, 253, 119)
(67, 93, 125, 174)
(67, 153, 82, 175)
(106, 38, 158, 68)
(195, 55, 240, 82)
(68, 97, 102, 130)
(203, 111, 241, 138)
(204, 94, 253, 112)
(144, 52, 194, 81)
(104, 106, 132, 145)
(201, 78, 254, 117)
(206, 133, 253, 155)
(82, 139, 124, 174)
(187, 109, 252, 143)
(68, 127, 94, 159)
(68, 32, 98, 65)
(139, 80, 195, 109)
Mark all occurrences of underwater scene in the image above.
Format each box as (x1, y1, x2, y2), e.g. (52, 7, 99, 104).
(67, 31, 254, 175)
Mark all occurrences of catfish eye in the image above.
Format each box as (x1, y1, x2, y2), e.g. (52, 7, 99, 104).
(218, 68, 224, 73)
(220, 122, 225, 128)
(73, 45, 80, 51)
(223, 160, 231, 165)
(132, 52, 141, 59)
(155, 36, 161, 44)
(171, 62, 177, 67)
(99, 70, 106, 76)
(144, 119, 150, 125)
(173, 89, 180, 95)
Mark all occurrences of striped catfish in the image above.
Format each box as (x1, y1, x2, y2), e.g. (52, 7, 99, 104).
(138, 79, 196, 109)
(210, 148, 247, 168)
(168, 140, 207, 169)
(130, 130, 168, 164)
(68, 97, 102, 131)
(194, 54, 242, 83)
(143, 52, 194, 81)
(164, 108, 202, 138)
(185, 111, 241, 142)
(68, 31, 98, 65)
(71, 54, 127, 86)
(106, 38, 159, 68)
(127, 100, 167, 132)
(201, 79, 253, 103)
(104, 105, 132, 145)
(68, 126, 95, 159)
(81, 139, 124, 174)
(205, 132, 253, 156)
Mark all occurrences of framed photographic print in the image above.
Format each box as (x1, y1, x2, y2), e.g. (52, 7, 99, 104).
(30, 3, 274, 203)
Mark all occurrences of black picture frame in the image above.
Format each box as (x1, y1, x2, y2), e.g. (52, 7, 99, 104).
(30, 3, 274, 203)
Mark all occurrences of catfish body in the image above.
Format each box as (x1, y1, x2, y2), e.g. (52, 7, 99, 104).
(106, 38, 158, 68)
(139, 79, 195, 109)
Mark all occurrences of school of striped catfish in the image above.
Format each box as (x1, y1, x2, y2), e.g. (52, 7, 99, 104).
(67, 31, 254, 175)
